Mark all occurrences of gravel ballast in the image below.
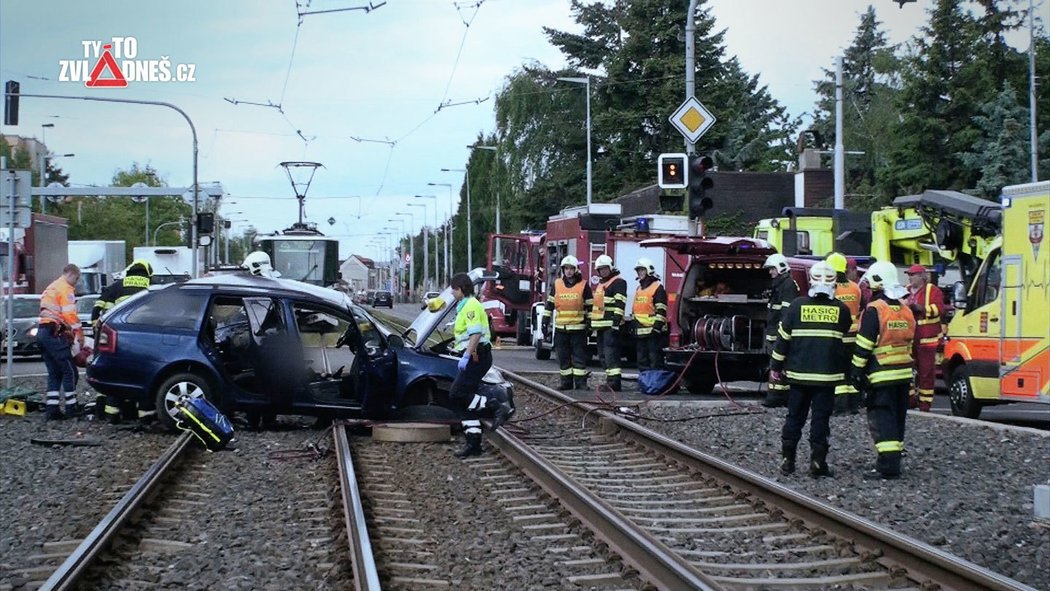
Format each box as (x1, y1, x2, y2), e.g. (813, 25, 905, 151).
(511, 372, 1050, 590)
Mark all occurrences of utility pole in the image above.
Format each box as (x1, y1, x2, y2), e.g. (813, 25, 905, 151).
(834, 56, 845, 210)
(684, 0, 700, 155)
(1029, 0, 1039, 182)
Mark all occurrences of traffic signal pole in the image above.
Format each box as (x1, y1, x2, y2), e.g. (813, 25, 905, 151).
(684, 0, 700, 156)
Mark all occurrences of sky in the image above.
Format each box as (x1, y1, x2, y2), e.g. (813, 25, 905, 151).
(0, 0, 1042, 262)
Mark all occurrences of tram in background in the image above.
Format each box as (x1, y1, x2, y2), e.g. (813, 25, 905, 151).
(255, 222, 340, 287)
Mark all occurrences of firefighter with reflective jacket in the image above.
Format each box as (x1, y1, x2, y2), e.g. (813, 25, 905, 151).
(827, 252, 863, 415)
(91, 259, 154, 424)
(38, 264, 85, 420)
(850, 262, 916, 480)
(770, 261, 851, 478)
(632, 258, 668, 372)
(542, 256, 593, 390)
(762, 253, 800, 408)
(904, 264, 944, 412)
(591, 255, 627, 391)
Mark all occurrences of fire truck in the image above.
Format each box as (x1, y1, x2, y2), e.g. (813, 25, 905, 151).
(528, 203, 692, 360)
(940, 182, 1049, 418)
(0, 213, 69, 295)
(478, 231, 545, 345)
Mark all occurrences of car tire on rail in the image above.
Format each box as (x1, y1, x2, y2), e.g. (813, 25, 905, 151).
(948, 364, 983, 419)
(155, 372, 215, 432)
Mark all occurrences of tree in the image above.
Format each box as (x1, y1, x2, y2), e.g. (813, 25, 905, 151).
(962, 84, 1044, 196)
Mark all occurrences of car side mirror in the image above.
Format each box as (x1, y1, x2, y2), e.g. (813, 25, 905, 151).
(387, 334, 404, 350)
(952, 281, 968, 310)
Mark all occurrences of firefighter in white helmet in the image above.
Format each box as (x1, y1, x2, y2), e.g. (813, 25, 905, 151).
(242, 251, 282, 279)
(632, 257, 668, 373)
(762, 253, 799, 407)
(590, 254, 627, 391)
(769, 261, 851, 478)
(541, 255, 593, 390)
(850, 261, 916, 480)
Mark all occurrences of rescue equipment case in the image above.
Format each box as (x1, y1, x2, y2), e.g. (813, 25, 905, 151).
(174, 396, 234, 451)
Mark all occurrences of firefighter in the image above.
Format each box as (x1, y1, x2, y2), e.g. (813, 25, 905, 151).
(770, 261, 851, 478)
(762, 253, 799, 408)
(850, 261, 916, 479)
(541, 256, 593, 390)
(447, 273, 512, 457)
(827, 253, 863, 415)
(904, 264, 944, 412)
(590, 254, 627, 391)
(91, 259, 155, 424)
(242, 251, 282, 278)
(632, 258, 669, 373)
(38, 264, 85, 420)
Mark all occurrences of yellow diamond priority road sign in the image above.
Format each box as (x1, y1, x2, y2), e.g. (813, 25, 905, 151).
(669, 97, 716, 144)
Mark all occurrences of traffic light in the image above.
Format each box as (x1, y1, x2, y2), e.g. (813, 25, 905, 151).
(4, 80, 19, 126)
(657, 153, 688, 189)
(687, 155, 714, 219)
(197, 212, 215, 234)
(223, 219, 232, 229)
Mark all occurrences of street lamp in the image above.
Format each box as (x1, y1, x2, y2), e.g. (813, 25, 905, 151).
(556, 76, 592, 206)
(415, 195, 440, 286)
(388, 218, 407, 301)
(407, 203, 428, 291)
(440, 167, 474, 270)
(152, 219, 184, 247)
(427, 182, 453, 279)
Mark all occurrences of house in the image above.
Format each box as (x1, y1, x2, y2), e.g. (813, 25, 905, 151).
(339, 254, 373, 292)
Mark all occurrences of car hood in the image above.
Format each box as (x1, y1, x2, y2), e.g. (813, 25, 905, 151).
(403, 268, 495, 349)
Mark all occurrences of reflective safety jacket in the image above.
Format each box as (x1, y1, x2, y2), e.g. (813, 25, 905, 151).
(39, 277, 82, 333)
(453, 296, 491, 352)
(92, 273, 151, 325)
(851, 295, 916, 386)
(834, 279, 862, 343)
(770, 294, 851, 386)
(765, 273, 800, 343)
(907, 282, 944, 346)
(589, 273, 627, 329)
(633, 276, 668, 336)
(543, 275, 593, 331)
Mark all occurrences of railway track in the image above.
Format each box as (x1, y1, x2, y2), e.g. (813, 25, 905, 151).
(495, 370, 1038, 591)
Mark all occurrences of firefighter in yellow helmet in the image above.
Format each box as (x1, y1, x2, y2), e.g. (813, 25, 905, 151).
(632, 257, 669, 373)
(850, 261, 916, 480)
(826, 252, 863, 415)
(770, 261, 852, 478)
(590, 254, 627, 391)
(91, 259, 156, 424)
(541, 255, 593, 390)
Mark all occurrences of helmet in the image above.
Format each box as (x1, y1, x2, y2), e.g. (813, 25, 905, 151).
(242, 251, 280, 278)
(560, 255, 580, 268)
(826, 252, 847, 274)
(634, 257, 655, 274)
(864, 261, 901, 291)
(808, 261, 837, 287)
(763, 253, 790, 275)
(594, 254, 613, 269)
(126, 258, 153, 277)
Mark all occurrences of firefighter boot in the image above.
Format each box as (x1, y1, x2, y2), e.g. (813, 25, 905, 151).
(44, 392, 63, 421)
(607, 375, 622, 392)
(558, 375, 574, 391)
(453, 432, 484, 458)
(809, 444, 834, 478)
(574, 375, 589, 391)
(489, 399, 513, 429)
(780, 440, 797, 475)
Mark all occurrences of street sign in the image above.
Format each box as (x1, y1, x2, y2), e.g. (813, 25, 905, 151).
(1, 170, 32, 228)
(669, 97, 716, 144)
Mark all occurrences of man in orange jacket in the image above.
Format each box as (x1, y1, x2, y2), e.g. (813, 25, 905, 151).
(905, 264, 944, 412)
(37, 264, 85, 420)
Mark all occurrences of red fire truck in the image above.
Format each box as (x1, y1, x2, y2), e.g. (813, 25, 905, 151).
(478, 231, 545, 345)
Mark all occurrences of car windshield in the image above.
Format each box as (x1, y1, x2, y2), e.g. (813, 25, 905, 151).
(10, 298, 41, 319)
(77, 296, 99, 315)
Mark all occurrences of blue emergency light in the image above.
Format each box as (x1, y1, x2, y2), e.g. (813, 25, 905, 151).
(634, 217, 650, 233)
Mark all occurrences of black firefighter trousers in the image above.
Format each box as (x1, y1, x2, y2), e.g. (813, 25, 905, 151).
(781, 384, 835, 452)
(865, 383, 909, 476)
(555, 329, 588, 387)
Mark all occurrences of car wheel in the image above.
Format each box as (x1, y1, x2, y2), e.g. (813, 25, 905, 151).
(535, 346, 551, 361)
(155, 372, 214, 432)
(684, 374, 715, 396)
(948, 365, 982, 419)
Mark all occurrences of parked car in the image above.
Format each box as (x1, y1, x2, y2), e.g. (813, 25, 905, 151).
(77, 294, 100, 338)
(86, 271, 513, 430)
(373, 290, 393, 308)
(0, 295, 43, 357)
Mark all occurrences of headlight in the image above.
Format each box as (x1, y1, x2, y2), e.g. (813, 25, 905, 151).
(28, 327, 37, 338)
(482, 367, 506, 384)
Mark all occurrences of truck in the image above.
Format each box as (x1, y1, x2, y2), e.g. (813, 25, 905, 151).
(0, 213, 69, 294)
(68, 240, 127, 295)
(479, 231, 545, 345)
(940, 181, 1048, 418)
(753, 207, 871, 257)
(132, 246, 194, 284)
